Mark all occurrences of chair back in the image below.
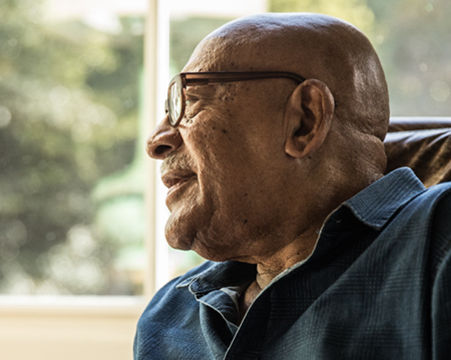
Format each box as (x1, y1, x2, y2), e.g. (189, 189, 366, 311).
(385, 117, 451, 186)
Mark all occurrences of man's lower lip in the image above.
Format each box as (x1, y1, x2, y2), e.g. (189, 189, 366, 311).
(166, 177, 194, 204)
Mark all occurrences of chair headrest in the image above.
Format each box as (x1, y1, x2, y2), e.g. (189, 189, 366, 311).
(385, 117, 451, 187)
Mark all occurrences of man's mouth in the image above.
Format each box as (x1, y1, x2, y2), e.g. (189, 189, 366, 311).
(161, 170, 197, 204)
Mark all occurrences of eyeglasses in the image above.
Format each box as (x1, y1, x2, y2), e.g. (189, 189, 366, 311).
(165, 71, 306, 127)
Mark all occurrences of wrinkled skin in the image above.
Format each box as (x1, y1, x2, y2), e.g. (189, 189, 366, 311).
(147, 13, 389, 310)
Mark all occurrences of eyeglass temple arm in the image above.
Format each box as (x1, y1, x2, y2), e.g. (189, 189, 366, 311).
(183, 72, 305, 85)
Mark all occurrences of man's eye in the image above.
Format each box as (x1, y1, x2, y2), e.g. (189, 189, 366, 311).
(186, 99, 197, 107)
(185, 100, 201, 119)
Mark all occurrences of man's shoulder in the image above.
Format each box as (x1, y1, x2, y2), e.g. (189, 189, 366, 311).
(355, 176, 451, 276)
(423, 182, 451, 272)
(390, 180, 451, 275)
(407, 180, 451, 217)
(428, 181, 451, 216)
(416, 180, 451, 198)
(388, 179, 451, 237)
(413, 180, 451, 235)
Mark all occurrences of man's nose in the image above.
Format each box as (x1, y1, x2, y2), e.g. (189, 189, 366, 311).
(146, 118, 183, 159)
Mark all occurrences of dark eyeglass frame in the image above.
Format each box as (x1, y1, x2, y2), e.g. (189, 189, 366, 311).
(165, 71, 306, 127)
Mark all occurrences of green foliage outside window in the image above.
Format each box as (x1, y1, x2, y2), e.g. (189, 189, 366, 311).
(0, 0, 144, 294)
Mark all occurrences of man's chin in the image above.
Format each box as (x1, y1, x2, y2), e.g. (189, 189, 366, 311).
(165, 232, 194, 251)
(165, 229, 251, 263)
(165, 228, 229, 261)
(163, 207, 240, 262)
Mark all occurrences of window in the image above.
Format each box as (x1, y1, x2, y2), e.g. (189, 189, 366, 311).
(0, 0, 151, 358)
(1, 0, 147, 296)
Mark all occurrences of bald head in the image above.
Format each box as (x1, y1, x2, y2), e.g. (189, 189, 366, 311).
(186, 13, 389, 141)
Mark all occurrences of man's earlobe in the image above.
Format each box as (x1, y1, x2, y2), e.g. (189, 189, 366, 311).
(284, 79, 335, 158)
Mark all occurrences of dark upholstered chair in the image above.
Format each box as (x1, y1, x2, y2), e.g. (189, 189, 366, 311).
(385, 117, 451, 187)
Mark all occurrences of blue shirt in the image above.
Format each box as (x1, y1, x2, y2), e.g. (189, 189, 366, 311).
(134, 168, 451, 359)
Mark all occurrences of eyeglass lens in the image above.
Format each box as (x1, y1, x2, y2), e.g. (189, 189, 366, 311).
(168, 80, 182, 126)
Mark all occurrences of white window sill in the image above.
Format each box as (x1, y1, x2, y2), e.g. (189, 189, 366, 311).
(0, 295, 147, 316)
(0, 295, 147, 360)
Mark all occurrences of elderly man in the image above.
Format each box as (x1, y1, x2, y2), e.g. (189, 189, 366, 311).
(135, 13, 451, 359)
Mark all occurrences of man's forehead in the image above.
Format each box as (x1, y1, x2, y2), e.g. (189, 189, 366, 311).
(182, 40, 236, 72)
(182, 30, 281, 73)
(183, 13, 368, 73)
(184, 15, 336, 70)
(184, 33, 305, 76)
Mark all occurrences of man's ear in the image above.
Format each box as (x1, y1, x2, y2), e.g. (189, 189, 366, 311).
(284, 79, 335, 158)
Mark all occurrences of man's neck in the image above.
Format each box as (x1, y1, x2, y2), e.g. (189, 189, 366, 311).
(239, 226, 320, 320)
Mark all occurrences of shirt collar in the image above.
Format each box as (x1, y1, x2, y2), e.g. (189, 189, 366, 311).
(176, 261, 255, 296)
(344, 167, 426, 230)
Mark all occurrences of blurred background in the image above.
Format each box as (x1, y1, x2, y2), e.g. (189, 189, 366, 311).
(0, 0, 450, 296)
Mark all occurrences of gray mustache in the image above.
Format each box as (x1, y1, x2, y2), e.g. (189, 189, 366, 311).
(161, 154, 194, 173)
